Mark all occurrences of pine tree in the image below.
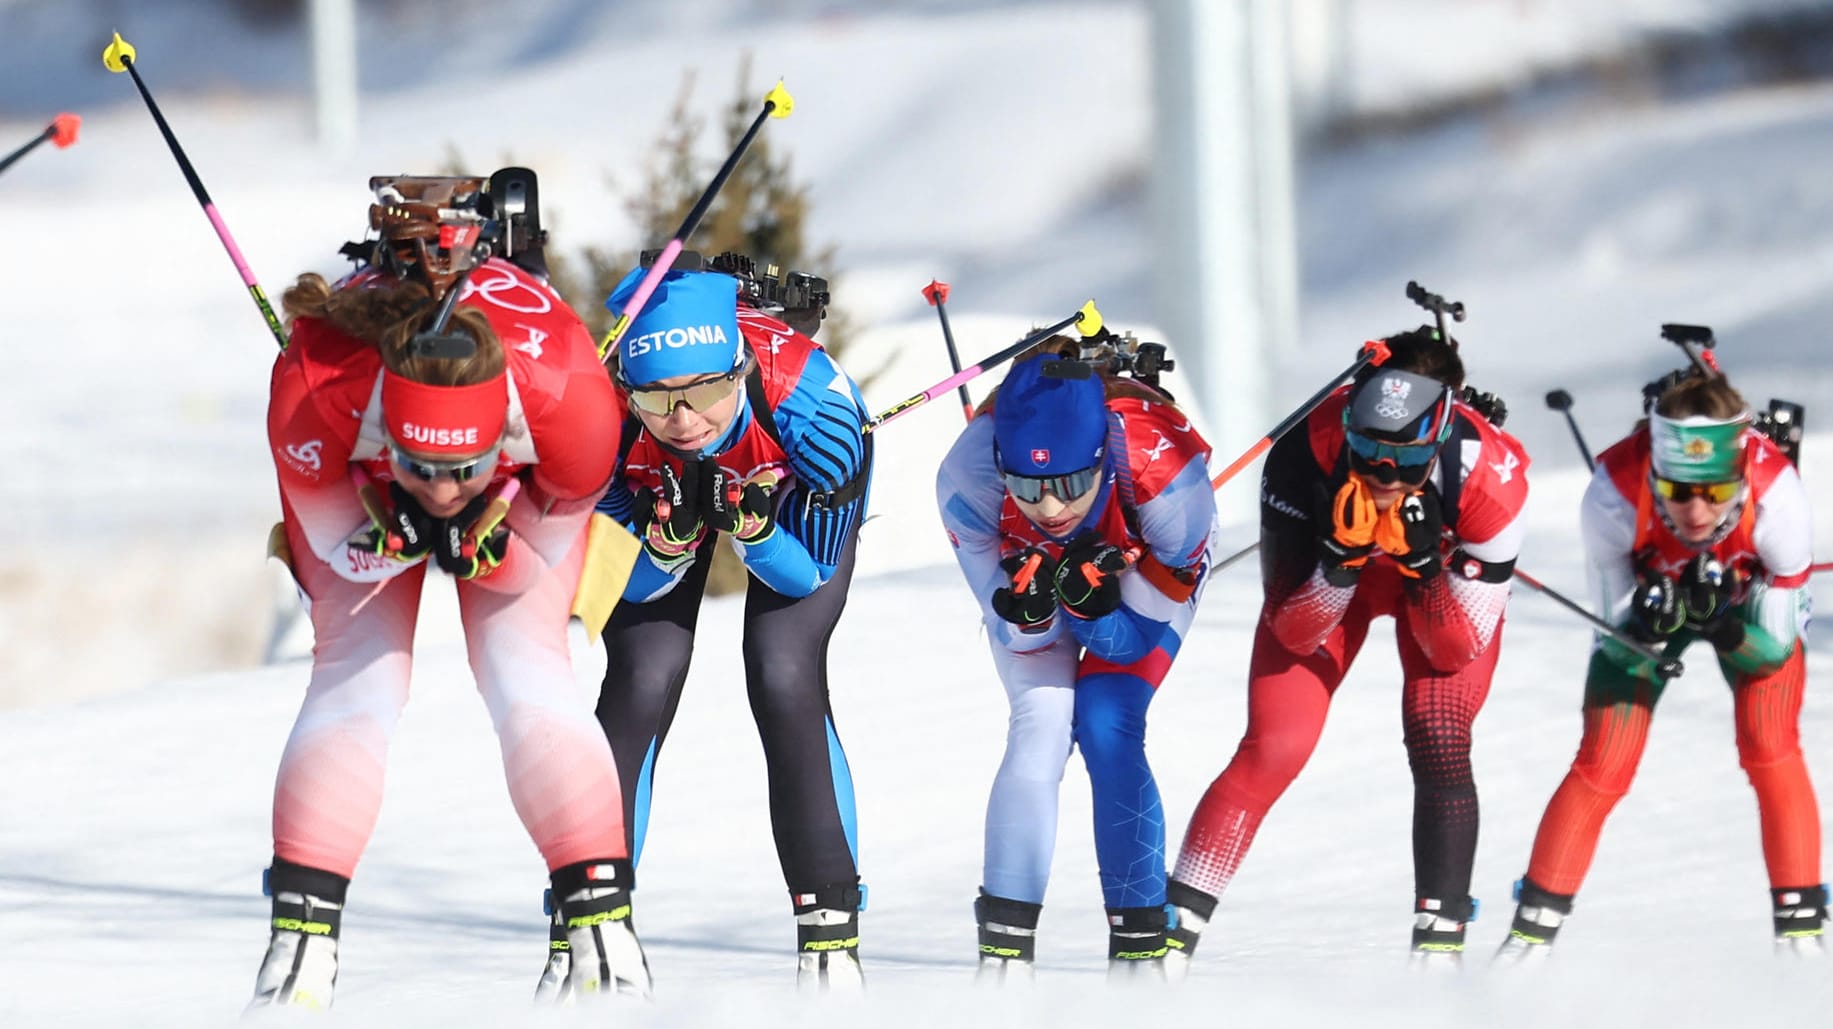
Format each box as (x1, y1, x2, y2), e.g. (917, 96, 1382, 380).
(552, 54, 854, 356)
(448, 55, 858, 595)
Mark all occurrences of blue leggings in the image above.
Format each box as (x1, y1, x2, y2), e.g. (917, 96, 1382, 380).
(1075, 671, 1164, 908)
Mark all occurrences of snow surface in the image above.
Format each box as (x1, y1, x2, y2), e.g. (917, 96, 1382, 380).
(4, 1, 1833, 1024)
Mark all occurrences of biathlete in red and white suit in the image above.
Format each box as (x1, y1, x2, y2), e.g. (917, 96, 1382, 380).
(258, 245, 648, 1006)
(1167, 327, 1529, 970)
(1498, 370, 1824, 959)
(590, 267, 875, 989)
(936, 348, 1218, 978)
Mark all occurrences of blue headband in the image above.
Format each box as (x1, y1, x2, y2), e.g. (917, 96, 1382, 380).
(608, 268, 743, 386)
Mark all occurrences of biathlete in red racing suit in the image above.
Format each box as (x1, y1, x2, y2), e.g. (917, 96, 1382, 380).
(259, 233, 648, 1007)
(1165, 327, 1529, 971)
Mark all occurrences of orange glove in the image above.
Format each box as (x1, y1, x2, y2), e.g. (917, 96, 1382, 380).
(1319, 477, 1378, 586)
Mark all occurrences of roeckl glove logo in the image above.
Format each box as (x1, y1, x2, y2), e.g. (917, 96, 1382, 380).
(625, 323, 730, 358)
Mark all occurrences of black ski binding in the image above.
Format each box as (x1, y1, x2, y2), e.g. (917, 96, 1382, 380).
(637, 247, 832, 339)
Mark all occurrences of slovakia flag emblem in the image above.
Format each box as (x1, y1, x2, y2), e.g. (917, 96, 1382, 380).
(1030, 448, 1050, 467)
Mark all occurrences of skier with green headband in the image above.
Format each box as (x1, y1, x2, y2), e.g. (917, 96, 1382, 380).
(1498, 367, 1824, 960)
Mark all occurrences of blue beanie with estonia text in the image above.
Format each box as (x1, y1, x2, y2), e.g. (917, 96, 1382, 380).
(607, 267, 743, 386)
(992, 357, 1108, 476)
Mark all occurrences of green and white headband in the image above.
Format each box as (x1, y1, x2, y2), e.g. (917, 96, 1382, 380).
(1648, 411, 1751, 483)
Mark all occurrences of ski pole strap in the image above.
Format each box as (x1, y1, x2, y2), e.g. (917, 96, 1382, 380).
(1137, 551, 1200, 603)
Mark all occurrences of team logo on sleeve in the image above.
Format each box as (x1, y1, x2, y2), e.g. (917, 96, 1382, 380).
(281, 439, 323, 479)
(1141, 431, 1173, 463)
(514, 325, 547, 360)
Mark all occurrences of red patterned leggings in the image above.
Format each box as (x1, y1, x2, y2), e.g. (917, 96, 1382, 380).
(1175, 573, 1501, 908)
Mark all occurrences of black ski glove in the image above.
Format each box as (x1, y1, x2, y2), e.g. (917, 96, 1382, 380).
(1384, 483, 1444, 582)
(1053, 533, 1131, 618)
(355, 481, 437, 562)
(432, 491, 513, 580)
(991, 547, 1058, 629)
(637, 460, 707, 567)
(1629, 574, 1686, 641)
(1678, 553, 1744, 651)
(704, 467, 778, 544)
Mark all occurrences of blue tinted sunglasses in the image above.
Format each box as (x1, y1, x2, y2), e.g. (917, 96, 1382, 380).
(1345, 430, 1439, 468)
(1003, 466, 1101, 504)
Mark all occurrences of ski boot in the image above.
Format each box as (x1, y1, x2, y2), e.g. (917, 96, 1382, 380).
(1106, 905, 1170, 984)
(545, 859, 651, 1000)
(1493, 878, 1572, 965)
(248, 859, 348, 1011)
(974, 890, 1041, 984)
(1772, 885, 1829, 956)
(1408, 895, 1475, 970)
(795, 883, 865, 992)
(532, 887, 571, 1002)
(1163, 879, 1216, 983)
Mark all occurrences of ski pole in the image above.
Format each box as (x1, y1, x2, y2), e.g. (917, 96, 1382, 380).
(598, 81, 794, 362)
(1511, 568, 1683, 680)
(1213, 541, 1260, 573)
(1544, 389, 1595, 472)
(0, 112, 79, 178)
(864, 300, 1103, 433)
(1207, 340, 1392, 491)
(922, 280, 974, 421)
(103, 33, 288, 350)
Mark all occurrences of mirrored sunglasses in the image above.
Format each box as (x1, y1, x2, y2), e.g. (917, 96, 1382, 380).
(626, 371, 743, 417)
(390, 444, 500, 483)
(1653, 477, 1741, 504)
(1345, 431, 1437, 487)
(1345, 429, 1439, 468)
(1002, 465, 1102, 505)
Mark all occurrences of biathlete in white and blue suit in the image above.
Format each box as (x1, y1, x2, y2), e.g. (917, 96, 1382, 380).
(589, 267, 874, 990)
(935, 343, 1218, 980)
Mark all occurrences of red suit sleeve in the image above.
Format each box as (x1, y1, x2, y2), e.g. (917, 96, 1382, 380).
(519, 317, 621, 507)
(267, 320, 397, 582)
(1400, 418, 1528, 672)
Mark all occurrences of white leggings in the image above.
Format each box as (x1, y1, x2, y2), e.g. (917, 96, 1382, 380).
(982, 640, 1079, 904)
